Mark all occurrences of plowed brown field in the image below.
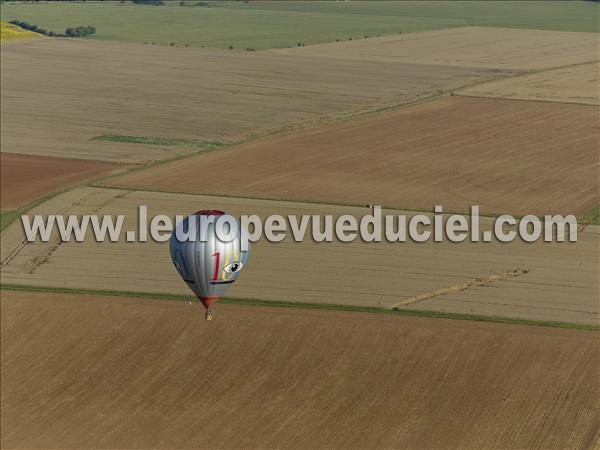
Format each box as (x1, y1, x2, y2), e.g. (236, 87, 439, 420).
(2, 291, 599, 449)
(105, 96, 599, 217)
(0, 39, 498, 163)
(0, 153, 126, 208)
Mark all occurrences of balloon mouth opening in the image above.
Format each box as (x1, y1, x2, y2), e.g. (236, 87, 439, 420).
(194, 210, 225, 216)
(200, 296, 219, 309)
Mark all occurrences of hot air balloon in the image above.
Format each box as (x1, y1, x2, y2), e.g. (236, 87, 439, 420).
(170, 210, 250, 320)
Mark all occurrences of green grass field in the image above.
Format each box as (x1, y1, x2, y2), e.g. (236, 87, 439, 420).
(213, 1, 600, 33)
(0, 2, 461, 49)
(2, 1, 596, 50)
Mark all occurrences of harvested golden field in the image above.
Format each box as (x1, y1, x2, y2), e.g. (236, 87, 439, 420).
(273, 27, 600, 70)
(2, 290, 599, 449)
(105, 96, 599, 217)
(459, 61, 600, 105)
(0, 21, 40, 42)
(0, 153, 127, 209)
(2, 187, 597, 325)
(0, 38, 500, 163)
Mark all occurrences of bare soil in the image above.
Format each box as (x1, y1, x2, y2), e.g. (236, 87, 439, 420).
(0, 153, 126, 208)
(2, 290, 599, 449)
(105, 96, 599, 217)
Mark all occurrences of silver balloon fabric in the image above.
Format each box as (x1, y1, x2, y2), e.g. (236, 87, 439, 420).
(170, 210, 250, 310)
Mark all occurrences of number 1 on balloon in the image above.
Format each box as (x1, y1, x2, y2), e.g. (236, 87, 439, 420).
(211, 251, 221, 281)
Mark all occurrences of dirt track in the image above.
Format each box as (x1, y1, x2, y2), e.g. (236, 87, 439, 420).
(0, 38, 498, 163)
(2, 290, 599, 449)
(0, 153, 126, 208)
(105, 96, 599, 217)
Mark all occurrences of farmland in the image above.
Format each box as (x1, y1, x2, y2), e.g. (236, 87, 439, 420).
(0, 38, 501, 163)
(0, 153, 127, 209)
(2, 1, 599, 51)
(2, 187, 597, 326)
(273, 27, 600, 70)
(0, 210, 19, 232)
(1, 3, 599, 447)
(215, 1, 600, 33)
(2, 290, 599, 448)
(105, 96, 599, 217)
(460, 61, 600, 105)
(1, 1, 597, 51)
(0, 2, 464, 50)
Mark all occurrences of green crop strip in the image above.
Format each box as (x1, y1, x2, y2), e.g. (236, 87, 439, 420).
(0, 190, 66, 232)
(91, 134, 224, 150)
(581, 206, 600, 226)
(0, 210, 19, 232)
(2, 283, 598, 332)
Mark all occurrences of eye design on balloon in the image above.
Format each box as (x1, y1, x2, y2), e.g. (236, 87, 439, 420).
(223, 261, 244, 274)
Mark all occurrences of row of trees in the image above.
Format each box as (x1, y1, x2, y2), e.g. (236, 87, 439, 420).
(9, 20, 95, 37)
(132, 0, 164, 4)
(179, 1, 209, 6)
(65, 25, 96, 37)
(9, 20, 58, 36)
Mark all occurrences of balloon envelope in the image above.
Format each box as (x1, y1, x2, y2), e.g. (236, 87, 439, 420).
(170, 210, 250, 309)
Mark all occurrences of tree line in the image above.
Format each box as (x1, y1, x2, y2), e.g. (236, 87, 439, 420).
(9, 20, 95, 37)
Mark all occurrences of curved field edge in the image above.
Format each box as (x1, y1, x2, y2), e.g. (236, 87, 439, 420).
(2, 283, 597, 332)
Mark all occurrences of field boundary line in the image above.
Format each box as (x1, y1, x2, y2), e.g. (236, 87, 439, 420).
(87, 183, 513, 217)
(390, 268, 529, 308)
(454, 93, 600, 108)
(90, 68, 517, 188)
(0, 190, 66, 233)
(0, 151, 140, 166)
(90, 65, 599, 220)
(453, 59, 600, 106)
(0, 154, 135, 231)
(86, 183, 595, 223)
(1, 283, 598, 332)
